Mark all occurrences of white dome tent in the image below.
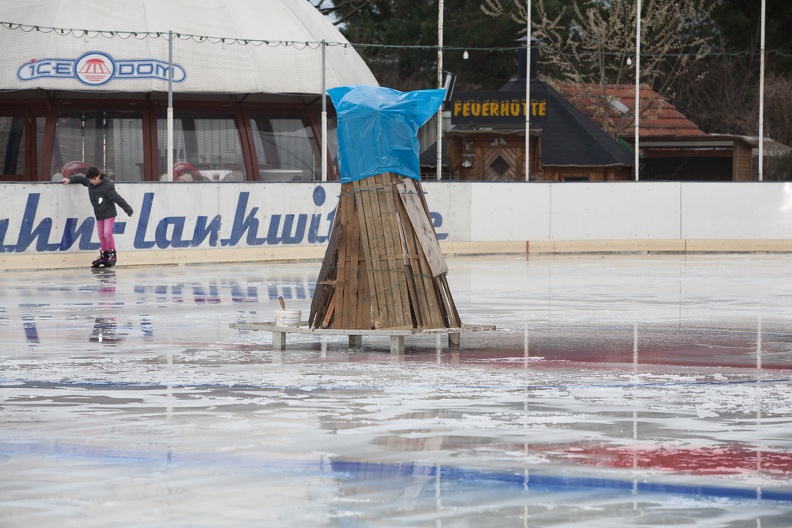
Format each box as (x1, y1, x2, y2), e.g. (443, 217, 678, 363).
(0, 0, 378, 182)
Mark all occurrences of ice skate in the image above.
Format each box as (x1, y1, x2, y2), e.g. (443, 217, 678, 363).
(105, 249, 117, 267)
(91, 250, 107, 268)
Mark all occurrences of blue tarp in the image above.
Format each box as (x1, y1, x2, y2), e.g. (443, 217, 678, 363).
(327, 85, 446, 183)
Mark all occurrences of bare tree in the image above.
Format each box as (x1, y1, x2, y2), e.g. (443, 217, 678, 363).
(481, 0, 716, 138)
(673, 43, 759, 137)
(308, 0, 374, 27)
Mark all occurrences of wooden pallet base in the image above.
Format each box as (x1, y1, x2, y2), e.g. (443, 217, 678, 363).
(230, 322, 496, 354)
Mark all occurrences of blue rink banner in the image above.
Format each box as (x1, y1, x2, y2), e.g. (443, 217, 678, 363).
(2, 181, 791, 259)
(0, 183, 449, 254)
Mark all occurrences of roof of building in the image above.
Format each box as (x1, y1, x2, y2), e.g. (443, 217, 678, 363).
(539, 82, 635, 167)
(737, 135, 792, 157)
(554, 83, 705, 138)
(0, 0, 377, 94)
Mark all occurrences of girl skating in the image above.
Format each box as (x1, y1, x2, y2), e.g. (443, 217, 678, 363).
(61, 165, 134, 267)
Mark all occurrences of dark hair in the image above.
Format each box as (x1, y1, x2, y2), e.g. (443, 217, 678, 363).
(86, 166, 103, 179)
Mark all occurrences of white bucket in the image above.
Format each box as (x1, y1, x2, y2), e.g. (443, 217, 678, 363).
(275, 309, 302, 327)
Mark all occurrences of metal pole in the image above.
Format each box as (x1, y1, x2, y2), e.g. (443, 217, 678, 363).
(167, 30, 174, 182)
(321, 40, 328, 182)
(525, 0, 531, 181)
(758, 0, 766, 181)
(436, 0, 444, 181)
(633, 0, 641, 181)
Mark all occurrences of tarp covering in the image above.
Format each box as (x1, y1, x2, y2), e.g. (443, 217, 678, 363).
(328, 85, 445, 183)
(0, 0, 377, 94)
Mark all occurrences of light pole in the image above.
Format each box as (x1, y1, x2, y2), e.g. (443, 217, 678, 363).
(525, 0, 531, 181)
(758, 0, 766, 181)
(436, 0, 444, 181)
(633, 0, 641, 182)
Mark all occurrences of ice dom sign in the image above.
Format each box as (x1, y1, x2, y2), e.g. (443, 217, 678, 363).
(17, 51, 186, 87)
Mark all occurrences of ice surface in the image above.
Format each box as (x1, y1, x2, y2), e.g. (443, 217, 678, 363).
(1, 254, 791, 527)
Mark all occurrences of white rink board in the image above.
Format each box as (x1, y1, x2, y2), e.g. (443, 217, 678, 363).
(422, 182, 471, 242)
(548, 183, 682, 240)
(466, 182, 551, 241)
(681, 182, 792, 239)
(1, 181, 791, 267)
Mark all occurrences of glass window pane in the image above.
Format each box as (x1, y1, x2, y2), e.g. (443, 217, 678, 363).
(157, 112, 246, 181)
(250, 115, 319, 182)
(51, 112, 144, 181)
(0, 115, 26, 177)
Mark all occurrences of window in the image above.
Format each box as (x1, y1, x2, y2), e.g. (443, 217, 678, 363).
(0, 115, 27, 177)
(249, 115, 319, 181)
(561, 175, 590, 182)
(157, 112, 246, 181)
(607, 96, 631, 116)
(52, 112, 145, 181)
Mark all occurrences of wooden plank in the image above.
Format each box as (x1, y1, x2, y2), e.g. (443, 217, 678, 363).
(437, 273, 462, 327)
(442, 274, 462, 326)
(347, 194, 370, 329)
(371, 173, 404, 327)
(350, 177, 373, 323)
(413, 178, 458, 327)
(322, 293, 336, 327)
(309, 207, 341, 327)
(398, 177, 448, 276)
(393, 190, 428, 327)
(394, 184, 445, 328)
(381, 173, 411, 326)
(312, 280, 335, 329)
(394, 201, 410, 267)
(336, 183, 354, 328)
(414, 240, 448, 328)
(353, 177, 388, 327)
(334, 192, 347, 328)
(416, 238, 446, 328)
(353, 180, 385, 321)
(231, 321, 496, 336)
(308, 261, 333, 324)
(345, 183, 363, 328)
(394, 201, 421, 327)
(371, 174, 400, 327)
(402, 186, 444, 327)
(355, 229, 372, 328)
(431, 276, 452, 328)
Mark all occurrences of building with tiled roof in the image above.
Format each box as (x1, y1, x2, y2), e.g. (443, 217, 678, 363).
(423, 45, 635, 182)
(423, 41, 755, 182)
(555, 83, 755, 181)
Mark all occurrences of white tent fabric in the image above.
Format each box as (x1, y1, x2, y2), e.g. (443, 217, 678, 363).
(0, 0, 377, 94)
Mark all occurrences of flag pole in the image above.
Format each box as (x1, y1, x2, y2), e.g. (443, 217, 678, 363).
(525, 0, 531, 181)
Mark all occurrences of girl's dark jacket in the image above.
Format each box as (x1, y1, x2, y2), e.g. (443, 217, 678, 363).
(68, 175, 134, 221)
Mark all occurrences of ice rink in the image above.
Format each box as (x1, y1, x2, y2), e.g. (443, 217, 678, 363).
(1, 254, 791, 527)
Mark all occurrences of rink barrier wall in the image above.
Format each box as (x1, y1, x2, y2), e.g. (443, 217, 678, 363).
(1, 181, 791, 270)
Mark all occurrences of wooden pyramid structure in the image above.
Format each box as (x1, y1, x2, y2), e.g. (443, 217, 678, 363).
(309, 172, 461, 330)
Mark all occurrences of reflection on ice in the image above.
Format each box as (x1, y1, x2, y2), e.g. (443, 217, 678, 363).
(89, 315, 118, 343)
